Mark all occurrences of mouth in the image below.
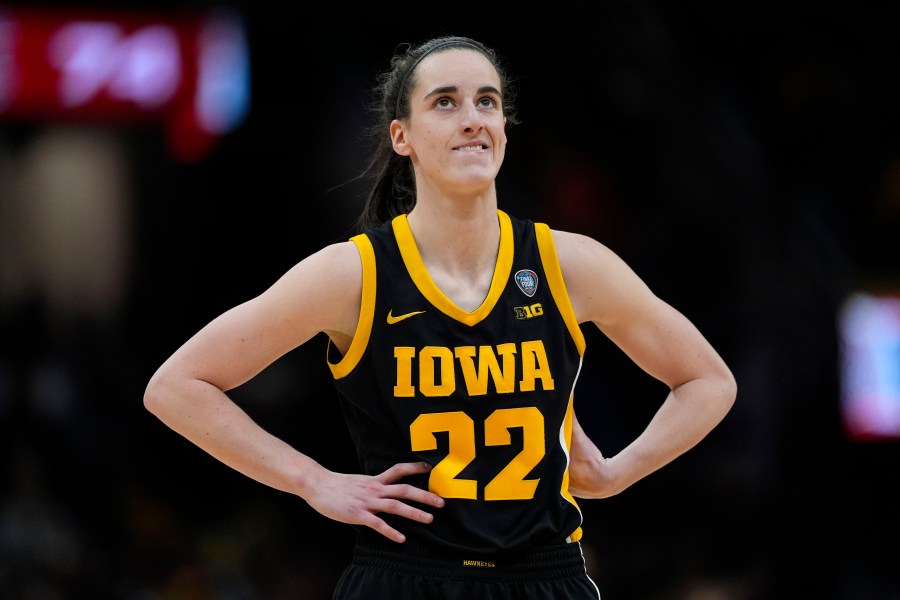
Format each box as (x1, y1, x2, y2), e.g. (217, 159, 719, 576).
(456, 144, 487, 151)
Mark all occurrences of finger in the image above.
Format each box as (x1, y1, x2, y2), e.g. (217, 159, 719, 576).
(377, 461, 432, 483)
(363, 515, 408, 544)
(373, 498, 436, 524)
(390, 483, 444, 508)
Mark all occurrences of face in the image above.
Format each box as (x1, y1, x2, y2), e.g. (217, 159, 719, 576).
(390, 48, 507, 197)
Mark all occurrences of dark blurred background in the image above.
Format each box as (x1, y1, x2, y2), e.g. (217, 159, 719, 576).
(1, 2, 899, 599)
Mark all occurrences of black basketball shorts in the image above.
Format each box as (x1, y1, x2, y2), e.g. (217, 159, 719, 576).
(332, 535, 601, 600)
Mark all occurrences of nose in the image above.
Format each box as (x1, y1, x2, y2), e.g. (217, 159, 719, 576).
(460, 100, 484, 132)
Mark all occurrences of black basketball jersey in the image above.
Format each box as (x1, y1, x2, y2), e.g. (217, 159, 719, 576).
(328, 210, 587, 555)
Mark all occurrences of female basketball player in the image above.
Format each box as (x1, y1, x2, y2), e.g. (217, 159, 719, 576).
(144, 35, 736, 599)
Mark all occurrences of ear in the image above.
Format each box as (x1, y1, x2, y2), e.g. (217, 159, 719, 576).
(390, 119, 412, 156)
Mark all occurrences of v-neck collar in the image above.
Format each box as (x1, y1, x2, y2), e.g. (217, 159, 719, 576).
(391, 210, 514, 326)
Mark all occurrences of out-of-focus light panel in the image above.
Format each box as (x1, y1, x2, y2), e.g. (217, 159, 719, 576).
(839, 291, 900, 441)
(0, 5, 250, 162)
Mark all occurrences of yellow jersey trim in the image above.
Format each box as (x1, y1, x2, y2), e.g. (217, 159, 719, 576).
(560, 371, 584, 543)
(391, 210, 514, 326)
(535, 223, 585, 355)
(328, 234, 376, 379)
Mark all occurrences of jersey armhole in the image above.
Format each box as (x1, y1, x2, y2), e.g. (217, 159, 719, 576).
(327, 234, 376, 379)
(534, 223, 586, 356)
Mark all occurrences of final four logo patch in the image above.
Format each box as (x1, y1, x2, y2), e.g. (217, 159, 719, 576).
(514, 269, 538, 297)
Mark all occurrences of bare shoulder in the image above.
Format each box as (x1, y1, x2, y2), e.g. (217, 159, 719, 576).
(550, 229, 620, 269)
(284, 240, 362, 289)
(549, 229, 655, 326)
(549, 229, 734, 395)
(269, 240, 362, 337)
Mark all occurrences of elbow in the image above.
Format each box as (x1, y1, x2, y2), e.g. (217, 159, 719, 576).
(719, 367, 738, 415)
(143, 378, 161, 417)
(143, 370, 171, 418)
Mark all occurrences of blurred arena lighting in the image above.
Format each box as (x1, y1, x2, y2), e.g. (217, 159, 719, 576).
(0, 4, 250, 162)
(838, 290, 900, 441)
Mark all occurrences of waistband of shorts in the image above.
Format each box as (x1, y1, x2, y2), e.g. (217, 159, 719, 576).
(350, 534, 588, 582)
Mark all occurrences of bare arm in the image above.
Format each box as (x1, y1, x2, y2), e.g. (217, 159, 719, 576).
(556, 230, 737, 498)
(143, 241, 443, 542)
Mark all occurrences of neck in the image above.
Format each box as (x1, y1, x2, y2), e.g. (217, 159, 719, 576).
(406, 194, 499, 270)
(405, 193, 501, 311)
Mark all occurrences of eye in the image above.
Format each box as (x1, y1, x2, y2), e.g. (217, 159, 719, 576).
(435, 96, 455, 109)
(478, 96, 499, 109)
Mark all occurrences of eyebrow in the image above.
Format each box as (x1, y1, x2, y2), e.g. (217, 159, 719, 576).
(424, 85, 502, 101)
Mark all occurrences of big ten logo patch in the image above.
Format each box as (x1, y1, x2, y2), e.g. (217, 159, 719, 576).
(514, 303, 544, 320)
